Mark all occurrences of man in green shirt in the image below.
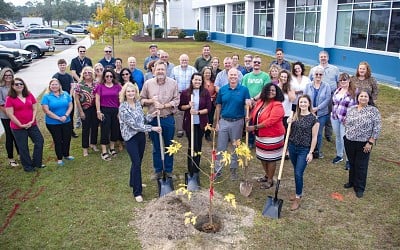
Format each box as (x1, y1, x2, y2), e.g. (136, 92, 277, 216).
(194, 44, 212, 72)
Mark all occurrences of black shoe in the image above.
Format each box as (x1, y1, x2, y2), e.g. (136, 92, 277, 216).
(344, 183, 353, 189)
(355, 192, 364, 198)
(205, 134, 212, 141)
(24, 168, 36, 172)
(344, 161, 351, 170)
(326, 136, 332, 142)
(72, 131, 78, 138)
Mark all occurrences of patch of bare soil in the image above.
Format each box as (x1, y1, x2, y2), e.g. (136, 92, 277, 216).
(131, 190, 255, 249)
(132, 35, 194, 43)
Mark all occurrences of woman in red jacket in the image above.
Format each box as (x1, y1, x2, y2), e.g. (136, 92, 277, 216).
(247, 83, 285, 189)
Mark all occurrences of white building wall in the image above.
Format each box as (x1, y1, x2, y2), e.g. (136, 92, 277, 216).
(168, 0, 197, 30)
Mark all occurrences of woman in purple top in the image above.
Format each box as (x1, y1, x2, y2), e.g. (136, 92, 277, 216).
(178, 73, 211, 177)
(331, 73, 356, 169)
(5, 78, 44, 172)
(95, 69, 122, 161)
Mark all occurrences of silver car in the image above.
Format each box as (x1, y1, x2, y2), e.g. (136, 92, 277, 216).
(25, 28, 77, 45)
(65, 25, 88, 34)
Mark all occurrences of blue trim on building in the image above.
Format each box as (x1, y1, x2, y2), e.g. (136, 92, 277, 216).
(210, 32, 400, 87)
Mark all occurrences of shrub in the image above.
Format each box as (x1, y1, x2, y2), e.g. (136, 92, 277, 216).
(178, 30, 186, 39)
(193, 31, 208, 41)
(146, 27, 164, 38)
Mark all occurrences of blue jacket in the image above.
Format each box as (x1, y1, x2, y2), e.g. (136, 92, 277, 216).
(304, 81, 331, 117)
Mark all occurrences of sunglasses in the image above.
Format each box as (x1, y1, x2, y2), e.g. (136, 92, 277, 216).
(105, 75, 113, 78)
(79, 50, 86, 53)
(13, 82, 24, 86)
(104, 51, 112, 53)
(122, 73, 130, 76)
(340, 78, 349, 81)
(83, 72, 93, 75)
(253, 61, 261, 64)
(315, 73, 323, 76)
(95, 68, 103, 72)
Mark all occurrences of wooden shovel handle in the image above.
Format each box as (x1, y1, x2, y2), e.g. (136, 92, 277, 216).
(190, 94, 194, 158)
(277, 113, 293, 181)
(157, 114, 164, 161)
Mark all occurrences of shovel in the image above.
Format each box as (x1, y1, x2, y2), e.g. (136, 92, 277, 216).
(157, 114, 174, 197)
(262, 114, 292, 218)
(240, 105, 252, 197)
(186, 94, 200, 191)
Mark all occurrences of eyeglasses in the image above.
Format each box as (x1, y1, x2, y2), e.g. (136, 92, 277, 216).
(95, 68, 103, 72)
(340, 78, 348, 81)
(315, 73, 323, 76)
(13, 82, 24, 86)
(83, 72, 93, 75)
(79, 50, 86, 53)
(105, 75, 113, 78)
(253, 61, 261, 64)
(4, 74, 13, 77)
(104, 51, 112, 53)
(122, 73, 130, 76)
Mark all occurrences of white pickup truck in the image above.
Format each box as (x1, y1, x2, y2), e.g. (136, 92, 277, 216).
(0, 31, 55, 59)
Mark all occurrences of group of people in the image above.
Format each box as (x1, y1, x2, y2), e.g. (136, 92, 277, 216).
(0, 44, 382, 209)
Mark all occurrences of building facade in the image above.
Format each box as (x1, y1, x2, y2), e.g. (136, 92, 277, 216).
(169, 0, 399, 86)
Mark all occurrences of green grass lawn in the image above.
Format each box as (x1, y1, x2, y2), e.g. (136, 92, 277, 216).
(0, 39, 399, 249)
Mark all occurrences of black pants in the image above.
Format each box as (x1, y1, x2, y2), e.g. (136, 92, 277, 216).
(1, 118, 19, 159)
(46, 122, 72, 160)
(344, 137, 371, 193)
(186, 124, 204, 175)
(81, 106, 99, 148)
(100, 107, 120, 145)
(126, 132, 146, 197)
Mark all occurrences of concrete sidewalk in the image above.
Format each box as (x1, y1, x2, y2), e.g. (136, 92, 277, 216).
(0, 37, 94, 136)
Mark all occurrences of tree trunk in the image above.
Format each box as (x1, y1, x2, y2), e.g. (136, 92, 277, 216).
(139, 0, 144, 37)
(151, 0, 156, 40)
(163, 0, 167, 39)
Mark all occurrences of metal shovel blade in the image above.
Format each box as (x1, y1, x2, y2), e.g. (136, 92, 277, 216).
(186, 172, 200, 192)
(239, 180, 253, 197)
(262, 196, 283, 219)
(158, 177, 174, 197)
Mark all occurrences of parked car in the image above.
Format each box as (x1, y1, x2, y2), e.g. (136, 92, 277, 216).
(65, 24, 88, 34)
(0, 24, 20, 32)
(0, 31, 55, 59)
(25, 28, 77, 45)
(0, 45, 32, 64)
(0, 47, 24, 71)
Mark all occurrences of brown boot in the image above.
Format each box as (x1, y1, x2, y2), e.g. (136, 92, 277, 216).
(290, 198, 301, 211)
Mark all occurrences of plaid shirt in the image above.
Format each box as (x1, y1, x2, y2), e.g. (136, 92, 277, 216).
(171, 65, 197, 92)
(331, 88, 356, 122)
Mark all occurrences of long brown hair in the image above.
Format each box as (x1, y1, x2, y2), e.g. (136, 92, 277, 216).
(293, 94, 314, 122)
(8, 77, 30, 98)
(355, 61, 372, 79)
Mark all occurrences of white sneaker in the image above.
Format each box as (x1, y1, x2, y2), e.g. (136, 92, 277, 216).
(135, 195, 143, 202)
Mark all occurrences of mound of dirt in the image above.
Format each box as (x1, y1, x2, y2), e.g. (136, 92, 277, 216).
(131, 190, 255, 249)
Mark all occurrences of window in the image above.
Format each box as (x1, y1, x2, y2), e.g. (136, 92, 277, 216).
(285, 0, 321, 42)
(0, 33, 16, 41)
(336, 0, 399, 52)
(203, 8, 210, 31)
(232, 2, 245, 34)
(253, 0, 274, 37)
(216, 6, 225, 32)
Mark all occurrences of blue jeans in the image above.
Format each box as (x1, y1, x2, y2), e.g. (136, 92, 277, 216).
(12, 126, 44, 171)
(149, 115, 175, 173)
(317, 114, 329, 153)
(288, 143, 309, 196)
(126, 132, 145, 197)
(331, 118, 345, 158)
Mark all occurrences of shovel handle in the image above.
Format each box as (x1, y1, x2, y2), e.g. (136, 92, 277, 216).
(157, 114, 164, 161)
(190, 94, 194, 158)
(245, 105, 249, 165)
(277, 112, 293, 181)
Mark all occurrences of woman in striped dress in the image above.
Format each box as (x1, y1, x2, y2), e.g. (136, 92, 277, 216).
(247, 83, 285, 189)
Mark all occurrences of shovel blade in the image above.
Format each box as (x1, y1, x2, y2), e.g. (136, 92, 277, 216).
(186, 173, 200, 192)
(239, 181, 253, 197)
(262, 195, 283, 219)
(158, 177, 174, 197)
